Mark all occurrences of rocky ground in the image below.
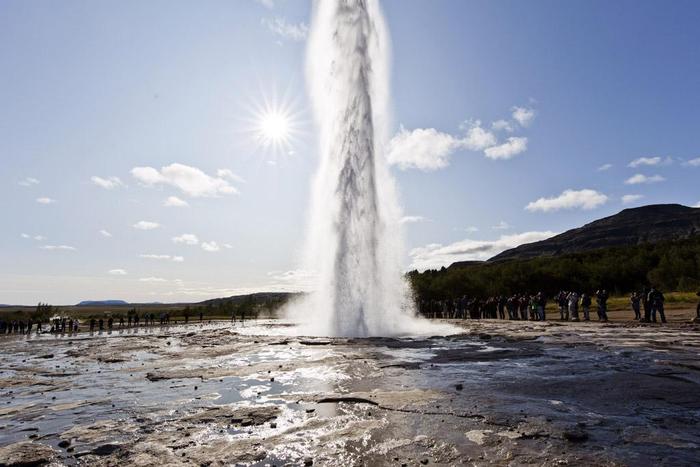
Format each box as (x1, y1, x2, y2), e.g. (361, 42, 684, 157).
(1, 318, 699, 466)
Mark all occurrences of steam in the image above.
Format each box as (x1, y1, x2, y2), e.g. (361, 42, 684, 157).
(286, 0, 453, 337)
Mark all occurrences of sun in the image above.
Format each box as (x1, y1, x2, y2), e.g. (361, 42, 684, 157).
(258, 111, 290, 144)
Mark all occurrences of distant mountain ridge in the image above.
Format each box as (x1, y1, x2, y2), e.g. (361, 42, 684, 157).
(489, 204, 700, 262)
(77, 300, 129, 306)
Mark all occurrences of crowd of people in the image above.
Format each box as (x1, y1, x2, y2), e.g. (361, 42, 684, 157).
(0, 310, 214, 336)
(419, 287, 679, 324)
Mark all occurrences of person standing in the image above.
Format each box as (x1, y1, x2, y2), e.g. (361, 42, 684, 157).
(596, 289, 609, 322)
(568, 291, 580, 321)
(581, 293, 591, 321)
(630, 292, 641, 320)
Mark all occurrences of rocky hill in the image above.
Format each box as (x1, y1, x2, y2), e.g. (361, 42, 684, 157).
(490, 204, 700, 262)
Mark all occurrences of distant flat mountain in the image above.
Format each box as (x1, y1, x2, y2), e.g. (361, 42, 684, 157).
(490, 204, 700, 262)
(76, 300, 129, 306)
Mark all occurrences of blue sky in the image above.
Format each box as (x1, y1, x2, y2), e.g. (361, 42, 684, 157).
(2, 0, 699, 304)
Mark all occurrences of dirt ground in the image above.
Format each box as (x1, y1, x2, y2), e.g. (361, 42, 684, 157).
(1, 317, 699, 466)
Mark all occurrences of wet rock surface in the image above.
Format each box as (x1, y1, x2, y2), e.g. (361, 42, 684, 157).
(0, 320, 699, 465)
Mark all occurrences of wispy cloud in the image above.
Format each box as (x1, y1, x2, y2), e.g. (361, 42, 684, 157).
(628, 156, 672, 168)
(163, 196, 189, 207)
(511, 106, 536, 127)
(483, 137, 528, 160)
(216, 169, 245, 184)
(525, 189, 608, 212)
(40, 245, 76, 251)
(408, 231, 557, 270)
(139, 254, 184, 262)
(172, 234, 199, 245)
(108, 269, 127, 275)
(131, 163, 239, 198)
(262, 17, 308, 41)
(36, 197, 55, 204)
(21, 233, 46, 241)
(18, 177, 39, 187)
(99, 229, 112, 237)
(139, 277, 167, 283)
(400, 215, 428, 224)
(624, 174, 666, 185)
(133, 221, 160, 230)
(201, 241, 220, 252)
(622, 194, 644, 205)
(90, 176, 124, 189)
(492, 221, 511, 230)
(597, 163, 613, 172)
(682, 157, 700, 167)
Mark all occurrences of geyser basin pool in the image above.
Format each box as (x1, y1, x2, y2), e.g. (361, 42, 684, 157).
(1, 320, 699, 466)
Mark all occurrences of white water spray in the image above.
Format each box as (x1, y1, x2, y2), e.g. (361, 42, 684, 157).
(288, 0, 453, 337)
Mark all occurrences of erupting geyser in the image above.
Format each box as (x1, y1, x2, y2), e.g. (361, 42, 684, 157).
(289, 0, 448, 337)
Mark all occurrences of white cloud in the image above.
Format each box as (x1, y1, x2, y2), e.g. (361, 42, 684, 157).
(683, 157, 700, 167)
(223, 243, 233, 249)
(622, 194, 644, 205)
(36, 197, 55, 204)
(131, 163, 238, 198)
(459, 226, 479, 233)
(400, 215, 427, 224)
(256, 0, 275, 8)
(511, 106, 536, 127)
(597, 163, 613, 171)
(108, 269, 127, 275)
(387, 121, 501, 171)
(139, 277, 167, 283)
(201, 241, 220, 252)
(483, 137, 528, 160)
(458, 119, 498, 150)
(172, 256, 184, 263)
(21, 233, 45, 240)
(133, 221, 160, 230)
(163, 196, 189, 207)
(90, 176, 124, 189)
(172, 233, 199, 245)
(624, 174, 666, 185)
(694, 201, 700, 208)
(491, 119, 513, 132)
(139, 254, 170, 260)
(628, 156, 672, 168)
(262, 17, 308, 41)
(40, 245, 76, 251)
(408, 231, 557, 270)
(492, 221, 511, 230)
(525, 189, 608, 212)
(216, 169, 245, 183)
(387, 126, 460, 171)
(388, 106, 534, 169)
(18, 177, 39, 187)
(99, 229, 112, 237)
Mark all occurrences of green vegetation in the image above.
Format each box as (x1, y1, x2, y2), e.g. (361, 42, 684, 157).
(408, 236, 700, 301)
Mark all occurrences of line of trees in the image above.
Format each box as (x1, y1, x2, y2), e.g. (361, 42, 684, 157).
(407, 236, 700, 301)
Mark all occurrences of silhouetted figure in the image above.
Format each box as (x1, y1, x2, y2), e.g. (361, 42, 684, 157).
(648, 288, 667, 323)
(568, 291, 579, 321)
(98, 318, 104, 331)
(630, 292, 641, 320)
(596, 289, 609, 322)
